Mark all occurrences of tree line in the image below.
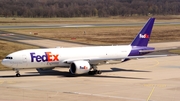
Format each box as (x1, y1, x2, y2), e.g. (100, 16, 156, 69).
(0, 0, 180, 17)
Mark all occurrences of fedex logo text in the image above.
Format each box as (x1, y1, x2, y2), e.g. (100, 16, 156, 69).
(80, 66, 88, 69)
(30, 52, 59, 62)
(139, 34, 149, 38)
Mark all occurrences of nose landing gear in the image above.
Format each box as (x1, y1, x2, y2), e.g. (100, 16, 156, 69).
(14, 69, 21, 77)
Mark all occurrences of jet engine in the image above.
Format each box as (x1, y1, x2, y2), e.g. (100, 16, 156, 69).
(69, 61, 91, 74)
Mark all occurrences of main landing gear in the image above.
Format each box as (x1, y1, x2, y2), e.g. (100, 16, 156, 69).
(14, 69, 21, 77)
(88, 70, 102, 75)
(88, 65, 102, 75)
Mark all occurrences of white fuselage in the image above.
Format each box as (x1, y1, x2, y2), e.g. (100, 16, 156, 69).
(3, 45, 132, 69)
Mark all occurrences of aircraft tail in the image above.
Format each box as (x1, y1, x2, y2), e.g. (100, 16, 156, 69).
(130, 18, 155, 46)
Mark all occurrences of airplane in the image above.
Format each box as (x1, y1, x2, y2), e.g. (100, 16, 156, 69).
(1, 18, 167, 77)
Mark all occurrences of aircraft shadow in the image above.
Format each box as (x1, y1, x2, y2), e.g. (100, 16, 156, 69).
(0, 68, 150, 80)
(103, 67, 151, 73)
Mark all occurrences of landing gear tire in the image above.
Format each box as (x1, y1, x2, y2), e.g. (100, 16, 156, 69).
(97, 70, 102, 74)
(14, 69, 21, 77)
(16, 73, 21, 77)
(88, 70, 102, 75)
(88, 71, 94, 75)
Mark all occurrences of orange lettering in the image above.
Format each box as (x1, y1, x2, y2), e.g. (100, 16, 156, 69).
(53, 55, 59, 61)
(46, 52, 52, 61)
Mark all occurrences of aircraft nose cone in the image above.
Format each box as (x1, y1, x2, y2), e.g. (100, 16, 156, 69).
(1, 59, 9, 67)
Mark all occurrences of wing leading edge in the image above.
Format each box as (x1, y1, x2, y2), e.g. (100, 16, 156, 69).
(63, 54, 170, 64)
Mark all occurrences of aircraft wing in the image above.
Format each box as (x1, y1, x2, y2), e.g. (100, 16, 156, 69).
(63, 54, 172, 64)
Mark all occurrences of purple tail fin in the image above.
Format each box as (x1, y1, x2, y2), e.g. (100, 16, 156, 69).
(130, 18, 155, 46)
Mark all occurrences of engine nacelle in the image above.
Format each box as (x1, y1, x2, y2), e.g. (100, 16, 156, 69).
(70, 61, 91, 74)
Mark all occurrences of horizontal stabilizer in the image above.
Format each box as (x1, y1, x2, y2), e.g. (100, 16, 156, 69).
(139, 50, 155, 53)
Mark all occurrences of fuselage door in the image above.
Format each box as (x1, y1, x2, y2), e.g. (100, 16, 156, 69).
(22, 54, 28, 67)
(22, 55, 27, 62)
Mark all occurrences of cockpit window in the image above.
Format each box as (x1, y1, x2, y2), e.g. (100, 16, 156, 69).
(5, 57, 13, 59)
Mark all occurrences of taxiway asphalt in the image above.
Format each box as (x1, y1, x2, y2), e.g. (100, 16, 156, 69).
(0, 30, 89, 47)
(0, 55, 180, 101)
